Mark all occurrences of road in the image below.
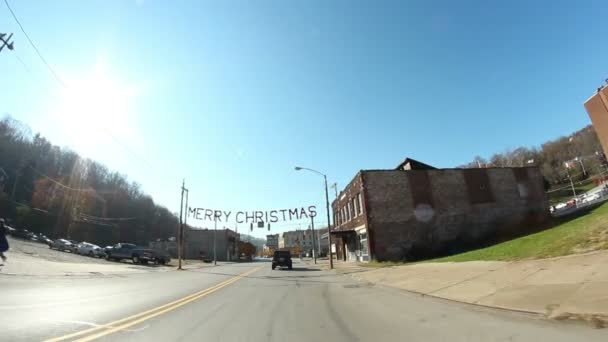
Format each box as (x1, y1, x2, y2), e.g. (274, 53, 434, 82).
(1, 260, 606, 342)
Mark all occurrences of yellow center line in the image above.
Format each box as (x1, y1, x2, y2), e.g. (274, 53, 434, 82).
(45, 266, 262, 342)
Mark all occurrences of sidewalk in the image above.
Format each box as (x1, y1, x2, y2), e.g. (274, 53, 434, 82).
(307, 252, 608, 327)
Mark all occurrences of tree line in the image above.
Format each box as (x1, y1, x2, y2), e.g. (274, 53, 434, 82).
(460, 125, 607, 186)
(0, 116, 179, 246)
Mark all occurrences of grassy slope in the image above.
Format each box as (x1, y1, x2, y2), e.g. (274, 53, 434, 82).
(431, 202, 608, 262)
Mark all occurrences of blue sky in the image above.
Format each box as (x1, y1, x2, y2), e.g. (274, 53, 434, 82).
(1, 0, 607, 237)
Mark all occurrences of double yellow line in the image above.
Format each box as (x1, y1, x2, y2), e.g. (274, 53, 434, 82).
(45, 266, 262, 342)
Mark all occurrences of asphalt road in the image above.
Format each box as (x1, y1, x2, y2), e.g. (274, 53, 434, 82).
(1, 260, 607, 342)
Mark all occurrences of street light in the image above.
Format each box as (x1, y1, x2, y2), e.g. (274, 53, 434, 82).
(294, 166, 334, 269)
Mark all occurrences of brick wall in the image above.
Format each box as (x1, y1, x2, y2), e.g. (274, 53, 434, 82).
(332, 172, 368, 231)
(364, 167, 548, 261)
(584, 86, 608, 156)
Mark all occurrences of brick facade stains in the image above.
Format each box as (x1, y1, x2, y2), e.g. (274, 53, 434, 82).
(334, 166, 548, 262)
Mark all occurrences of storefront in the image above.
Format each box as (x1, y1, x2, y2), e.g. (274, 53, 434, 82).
(331, 224, 370, 262)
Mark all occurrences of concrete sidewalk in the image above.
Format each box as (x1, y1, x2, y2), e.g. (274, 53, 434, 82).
(307, 252, 608, 327)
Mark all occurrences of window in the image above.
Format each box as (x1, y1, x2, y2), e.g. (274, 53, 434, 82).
(347, 202, 353, 220)
(357, 193, 363, 215)
(358, 232, 368, 255)
(345, 205, 350, 221)
(352, 198, 358, 217)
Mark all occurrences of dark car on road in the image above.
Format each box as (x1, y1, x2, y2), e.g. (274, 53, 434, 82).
(105, 242, 170, 265)
(272, 250, 292, 270)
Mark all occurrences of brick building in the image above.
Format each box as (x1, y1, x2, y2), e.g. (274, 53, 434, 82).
(331, 158, 548, 262)
(584, 83, 608, 155)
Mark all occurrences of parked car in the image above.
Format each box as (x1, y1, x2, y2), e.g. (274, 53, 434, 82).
(76, 242, 105, 257)
(271, 250, 292, 270)
(5, 225, 16, 235)
(582, 193, 600, 203)
(67, 240, 79, 253)
(50, 239, 73, 251)
(32, 233, 53, 246)
(105, 243, 171, 265)
(12, 229, 35, 240)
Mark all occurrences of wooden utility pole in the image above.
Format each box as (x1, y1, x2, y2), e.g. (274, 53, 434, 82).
(177, 179, 186, 270)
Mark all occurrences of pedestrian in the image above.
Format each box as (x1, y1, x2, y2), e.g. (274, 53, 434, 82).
(0, 218, 9, 263)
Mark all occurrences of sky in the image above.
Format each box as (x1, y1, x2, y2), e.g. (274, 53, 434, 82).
(1, 0, 607, 238)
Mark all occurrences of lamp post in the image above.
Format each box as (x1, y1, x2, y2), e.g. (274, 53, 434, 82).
(295, 166, 334, 269)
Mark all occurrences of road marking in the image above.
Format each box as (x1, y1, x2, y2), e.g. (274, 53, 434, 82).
(53, 320, 150, 333)
(45, 266, 262, 342)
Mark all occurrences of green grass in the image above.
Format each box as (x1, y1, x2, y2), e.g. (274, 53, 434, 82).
(431, 202, 608, 262)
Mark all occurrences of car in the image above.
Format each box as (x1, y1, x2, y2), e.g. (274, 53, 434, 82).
(77, 242, 104, 257)
(105, 243, 171, 265)
(92, 246, 106, 258)
(50, 239, 74, 251)
(32, 233, 53, 246)
(582, 193, 600, 203)
(5, 225, 16, 235)
(67, 240, 79, 253)
(272, 250, 292, 270)
(12, 229, 35, 240)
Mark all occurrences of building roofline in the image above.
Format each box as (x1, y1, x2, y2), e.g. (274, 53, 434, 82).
(584, 83, 608, 103)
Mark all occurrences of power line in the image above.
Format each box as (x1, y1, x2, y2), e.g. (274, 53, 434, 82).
(3, 0, 164, 179)
(28, 165, 93, 192)
(3, 0, 67, 88)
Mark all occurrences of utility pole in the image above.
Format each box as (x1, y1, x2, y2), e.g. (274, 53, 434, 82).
(576, 157, 587, 177)
(310, 215, 317, 264)
(567, 171, 578, 207)
(213, 219, 217, 266)
(182, 187, 189, 263)
(235, 223, 239, 261)
(331, 182, 338, 200)
(11, 164, 23, 202)
(177, 179, 185, 270)
(324, 174, 334, 269)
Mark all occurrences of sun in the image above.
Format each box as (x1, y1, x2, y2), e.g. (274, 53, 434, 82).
(54, 62, 140, 154)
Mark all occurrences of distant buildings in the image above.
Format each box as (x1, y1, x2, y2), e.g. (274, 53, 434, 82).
(274, 228, 328, 256)
(266, 234, 279, 251)
(331, 158, 548, 262)
(150, 228, 239, 261)
(584, 83, 608, 155)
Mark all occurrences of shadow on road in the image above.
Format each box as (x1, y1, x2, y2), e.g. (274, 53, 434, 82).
(190, 267, 335, 285)
(277, 267, 321, 272)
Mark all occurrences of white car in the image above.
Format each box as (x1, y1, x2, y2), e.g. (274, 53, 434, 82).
(582, 193, 600, 203)
(554, 202, 567, 210)
(77, 242, 104, 257)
